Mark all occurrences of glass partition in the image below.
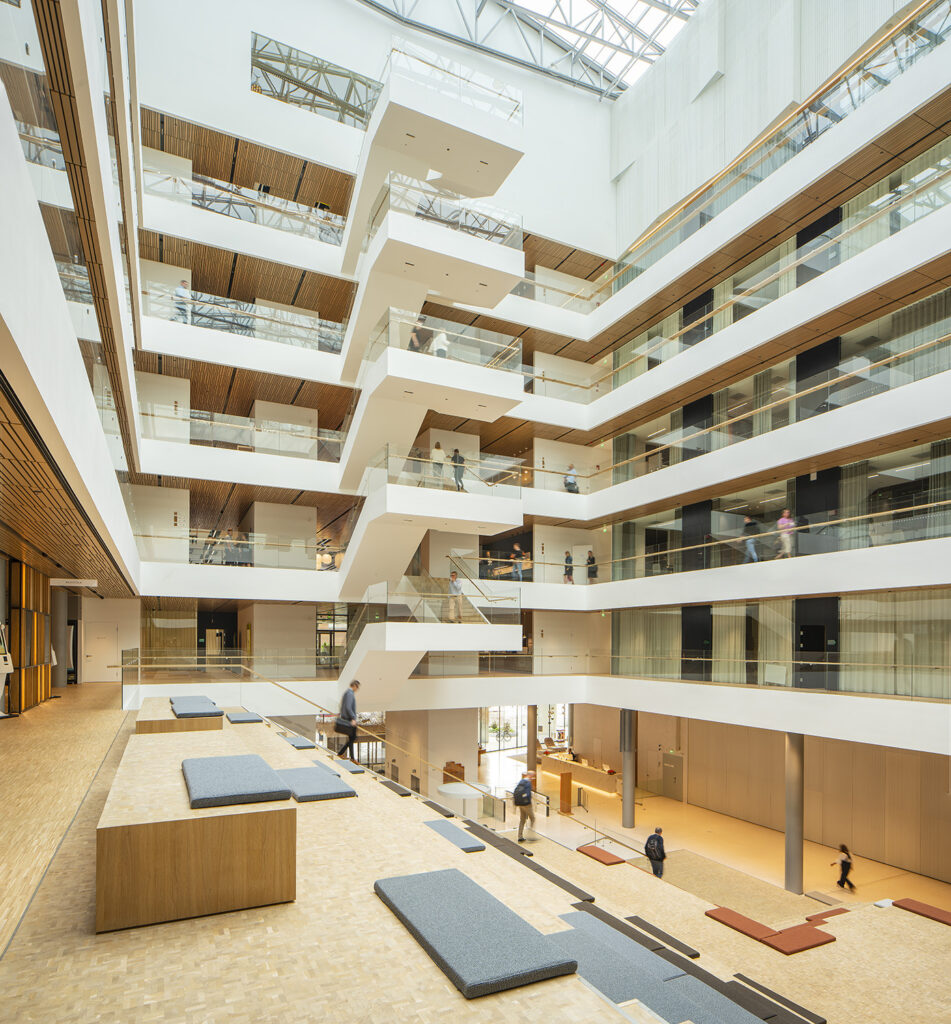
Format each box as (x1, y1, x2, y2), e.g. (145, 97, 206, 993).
(367, 172, 522, 249)
(141, 282, 345, 352)
(139, 404, 344, 463)
(363, 444, 522, 498)
(143, 168, 346, 244)
(367, 307, 522, 372)
(385, 39, 522, 124)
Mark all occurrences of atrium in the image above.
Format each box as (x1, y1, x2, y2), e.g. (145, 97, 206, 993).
(1, 1, 950, 1021)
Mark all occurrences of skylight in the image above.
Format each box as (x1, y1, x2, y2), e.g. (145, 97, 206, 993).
(355, 0, 703, 99)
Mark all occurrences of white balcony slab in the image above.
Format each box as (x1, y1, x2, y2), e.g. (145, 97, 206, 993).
(138, 561, 341, 601)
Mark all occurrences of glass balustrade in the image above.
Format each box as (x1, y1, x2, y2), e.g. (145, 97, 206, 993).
(367, 307, 522, 372)
(529, 293, 951, 493)
(385, 39, 522, 125)
(17, 120, 66, 169)
(569, 0, 951, 307)
(412, 650, 947, 701)
(131, 525, 345, 571)
(520, 132, 951, 397)
(367, 172, 522, 249)
(138, 405, 344, 462)
(142, 168, 346, 244)
(55, 258, 94, 305)
(362, 443, 522, 498)
(141, 282, 345, 353)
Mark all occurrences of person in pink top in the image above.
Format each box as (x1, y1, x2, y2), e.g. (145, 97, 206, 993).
(776, 508, 796, 558)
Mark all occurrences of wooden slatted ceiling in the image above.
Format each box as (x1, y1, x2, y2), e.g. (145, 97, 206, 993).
(138, 230, 356, 324)
(140, 108, 354, 216)
(522, 233, 610, 281)
(0, 386, 132, 598)
(132, 351, 354, 429)
(123, 475, 356, 538)
(0, 59, 57, 129)
(40, 204, 84, 261)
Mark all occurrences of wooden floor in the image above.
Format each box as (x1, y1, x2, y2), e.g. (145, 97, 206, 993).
(0, 683, 127, 955)
(0, 703, 949, 1023)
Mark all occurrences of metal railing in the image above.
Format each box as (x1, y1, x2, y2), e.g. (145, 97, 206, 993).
(143, 168, 346, 244)
(142, 282, 345, 353)
(367, 172, 522, 249)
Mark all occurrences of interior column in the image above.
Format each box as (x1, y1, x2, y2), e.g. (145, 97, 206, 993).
(51, 588, 68, 687)
(785, 731, 805, 894)
(621, 708, 637, 828)
(526, 704, 537, 776)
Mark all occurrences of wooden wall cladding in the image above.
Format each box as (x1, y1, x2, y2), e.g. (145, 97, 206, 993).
(7, 560, 52, 713)
(140, 108, 354, 215)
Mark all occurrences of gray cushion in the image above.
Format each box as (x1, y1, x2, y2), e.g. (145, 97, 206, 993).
(374, 868, 577, 998)
(276, 767, 356, 802)
(424, 819, 485, 852)
(665, 975, 763, 1024)
(559, 911, 684, 980)
(173, 703, 223, 719)
(335, 758, 365, 774)
(311, 759, 340, 777)
(181, 754, 291, 808)
(226, 711, 263, 724)
(282, 734, 316, 749)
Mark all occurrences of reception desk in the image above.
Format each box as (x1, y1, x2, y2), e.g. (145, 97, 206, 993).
(539, 753, 622, 796)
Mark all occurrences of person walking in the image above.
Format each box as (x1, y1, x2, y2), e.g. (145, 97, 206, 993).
(776, 508, 796, 558)
(433, 330, 449, 358)
(513, 771, 536, 842)
(586, 550, 597, 581)
(408, 320, 432, 353)
(564, 550, 574, 584)
(832, 843, 856, 892)
(431, 441, 447, 487)
(447, 570, 463, 623)
(335, 680, 361, 761)
(512, 541, 523, 581)
(645, 826, 666, 877)
(174, 279, 190, 323)
(564, 464, 579, 493)
(742, 515, 761, 563)
(451, 448, 466, 491)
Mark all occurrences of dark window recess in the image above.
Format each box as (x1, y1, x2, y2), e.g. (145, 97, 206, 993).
(681, 395, 713, 460)
(794, 596, 839, 690)
(681, 604, 712, 681)
(796, 207, 842, 286)
(681, 500, 712, 572)
(682, 289, 714, 347)
(795, 337, 841, 420)
(794, 468, 841, 557)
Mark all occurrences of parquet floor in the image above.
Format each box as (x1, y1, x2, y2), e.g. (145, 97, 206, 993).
(1, 709, 948, 1024)
(0, 682, 127, 955)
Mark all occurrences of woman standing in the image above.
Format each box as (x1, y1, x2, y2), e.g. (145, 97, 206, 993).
(831, 843, 856, 892)
(431, 441, 447, 487)
(586, 550, 597, 581)
(564, 550, 574, 584)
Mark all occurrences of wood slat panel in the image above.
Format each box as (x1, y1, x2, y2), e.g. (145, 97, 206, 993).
(140, 108, 354, 215)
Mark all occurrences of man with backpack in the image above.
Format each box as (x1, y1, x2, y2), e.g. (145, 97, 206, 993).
(645, 826, 666, 877)
(513, 771, 536, 842)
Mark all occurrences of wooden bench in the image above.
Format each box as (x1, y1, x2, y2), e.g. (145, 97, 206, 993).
(135, 696, 223, 735)
(96, 728, 297, 932)
(893, 897, 951, 926)
(704, 906, 778, 940)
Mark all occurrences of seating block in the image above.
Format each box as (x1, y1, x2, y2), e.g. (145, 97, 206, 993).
(374, 868, 577, 998)
(760, 924, 836, 955)
(276, 767, 355, 802)
(182, 754, 291, 809)
(805, 907, 850, 922)
(226, 711, 263, 724)
(893, 898, 951, 926)
(577, 843, 625, 865)
(282, 734, 316, 749)
(705, 906, 778, 941)
(424, 819, 484, 852)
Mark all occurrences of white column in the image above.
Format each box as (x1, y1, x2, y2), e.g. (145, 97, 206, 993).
(785, 732, 805, 894)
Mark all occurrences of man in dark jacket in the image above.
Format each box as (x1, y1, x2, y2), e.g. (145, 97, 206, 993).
(451, 449, 466, 491)
(645, 826, 666, 877)
(336, 680, 360, 761)
(742, 515, 761, 563)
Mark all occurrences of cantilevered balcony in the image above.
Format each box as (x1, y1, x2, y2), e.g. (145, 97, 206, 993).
(341, 174, 524, 376)
(341, 38, 524, 273)
(338, 308, 524, 488)
(140, 280, 344, 379)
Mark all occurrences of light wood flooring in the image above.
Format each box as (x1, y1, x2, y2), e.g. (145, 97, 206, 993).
(0, 706, 948, 1023)
(0, 682, 127, 955)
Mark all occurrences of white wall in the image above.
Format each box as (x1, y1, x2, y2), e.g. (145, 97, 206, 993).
(534, 610, 610, 673)
(244, 602, 316, 680)
(385, 706, 479, 801)
(132, 0, 614, 255)
(81, 597, 140, 683)
(136, 370, 190, 440)
(533, 523, 611, 585)
(611, 0, 915, 249)
(242, 501, 316, 569)
(572, 703, 622, 772)
(124, 483, 189, 561)
(251, 399, 319, 458)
